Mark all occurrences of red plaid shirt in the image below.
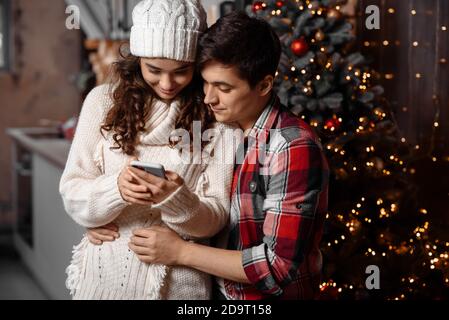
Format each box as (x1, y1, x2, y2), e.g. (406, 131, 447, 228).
(222, 96, 329, 300)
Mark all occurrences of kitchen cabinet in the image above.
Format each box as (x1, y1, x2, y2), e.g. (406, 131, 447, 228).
(7, 128, 84, 300)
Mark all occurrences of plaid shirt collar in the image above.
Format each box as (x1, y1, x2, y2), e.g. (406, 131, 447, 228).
(247, 94, 280, 141)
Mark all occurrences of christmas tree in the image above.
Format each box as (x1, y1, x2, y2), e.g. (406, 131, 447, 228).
(249, 0, 449, 299)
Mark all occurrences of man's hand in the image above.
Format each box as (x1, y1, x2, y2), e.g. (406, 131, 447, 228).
(128, 167, 184, 204)
(128, 226, 186, 265)
(87, 223, 120, 245)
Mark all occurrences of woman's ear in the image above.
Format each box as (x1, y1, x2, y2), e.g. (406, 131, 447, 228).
(258, 75, 274, 97)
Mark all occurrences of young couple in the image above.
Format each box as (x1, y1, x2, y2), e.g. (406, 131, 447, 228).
(60, 0, 329, 300)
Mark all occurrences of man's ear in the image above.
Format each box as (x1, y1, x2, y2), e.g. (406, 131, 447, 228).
(258, 75, 274, 97)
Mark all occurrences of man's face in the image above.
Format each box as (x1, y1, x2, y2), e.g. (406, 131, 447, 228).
(201, 60, 265, 131)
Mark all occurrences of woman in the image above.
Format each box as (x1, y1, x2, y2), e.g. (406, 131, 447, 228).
(60, 0, 234, 300)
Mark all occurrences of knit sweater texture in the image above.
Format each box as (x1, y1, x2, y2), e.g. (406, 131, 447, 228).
(60, 84, 234, 300)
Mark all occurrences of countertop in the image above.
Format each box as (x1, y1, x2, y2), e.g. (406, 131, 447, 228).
(6, 128, 71, 169)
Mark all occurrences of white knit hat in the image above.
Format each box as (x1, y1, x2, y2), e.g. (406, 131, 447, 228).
(130, 0, 207, 62)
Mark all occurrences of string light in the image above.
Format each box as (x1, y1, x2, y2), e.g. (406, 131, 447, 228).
(263, 0, 449, 299)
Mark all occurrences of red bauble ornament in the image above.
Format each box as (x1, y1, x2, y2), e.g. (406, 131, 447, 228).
(276, 1, 284, 8)
(291, 38, 309, 56)
(325, 119, 335, 129)
(325, 117, 341, 130)
(252, 1, 266, 13)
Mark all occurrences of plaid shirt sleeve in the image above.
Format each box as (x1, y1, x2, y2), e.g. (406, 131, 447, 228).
(242, 137, 328, 296)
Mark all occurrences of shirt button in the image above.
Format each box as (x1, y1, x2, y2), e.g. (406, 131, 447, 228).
(249, 181, 258, 193)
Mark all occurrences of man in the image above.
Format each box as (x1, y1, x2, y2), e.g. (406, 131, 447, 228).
(127, 12, 330, 300)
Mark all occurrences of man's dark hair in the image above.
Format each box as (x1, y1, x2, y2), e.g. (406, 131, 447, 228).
(197, 11, 281, 88)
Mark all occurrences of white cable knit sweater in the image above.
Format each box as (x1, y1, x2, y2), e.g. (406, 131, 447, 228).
(60, 84, 234, 300)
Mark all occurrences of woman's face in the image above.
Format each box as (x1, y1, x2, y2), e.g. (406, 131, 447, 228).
(140, 58, 195, 101)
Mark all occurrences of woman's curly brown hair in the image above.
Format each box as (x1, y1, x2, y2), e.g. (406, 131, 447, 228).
(100, 45, 215, 156)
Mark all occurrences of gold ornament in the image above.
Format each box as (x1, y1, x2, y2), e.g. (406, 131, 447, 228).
(308, 1, 320, 10)
(327, 8, 342, 20)
(373, 157, 384, 170)
(315, 29, 325, 41)
(336, 168, 349, 180)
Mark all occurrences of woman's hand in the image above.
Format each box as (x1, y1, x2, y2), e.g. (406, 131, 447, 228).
(128, 226, 186, 265)
(127, 167, 184, 204)
(87, 223, 120, 245)
(117, 160, 154, 206)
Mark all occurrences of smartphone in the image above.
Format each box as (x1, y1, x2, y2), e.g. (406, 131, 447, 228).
(130, 161, 167, 179)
